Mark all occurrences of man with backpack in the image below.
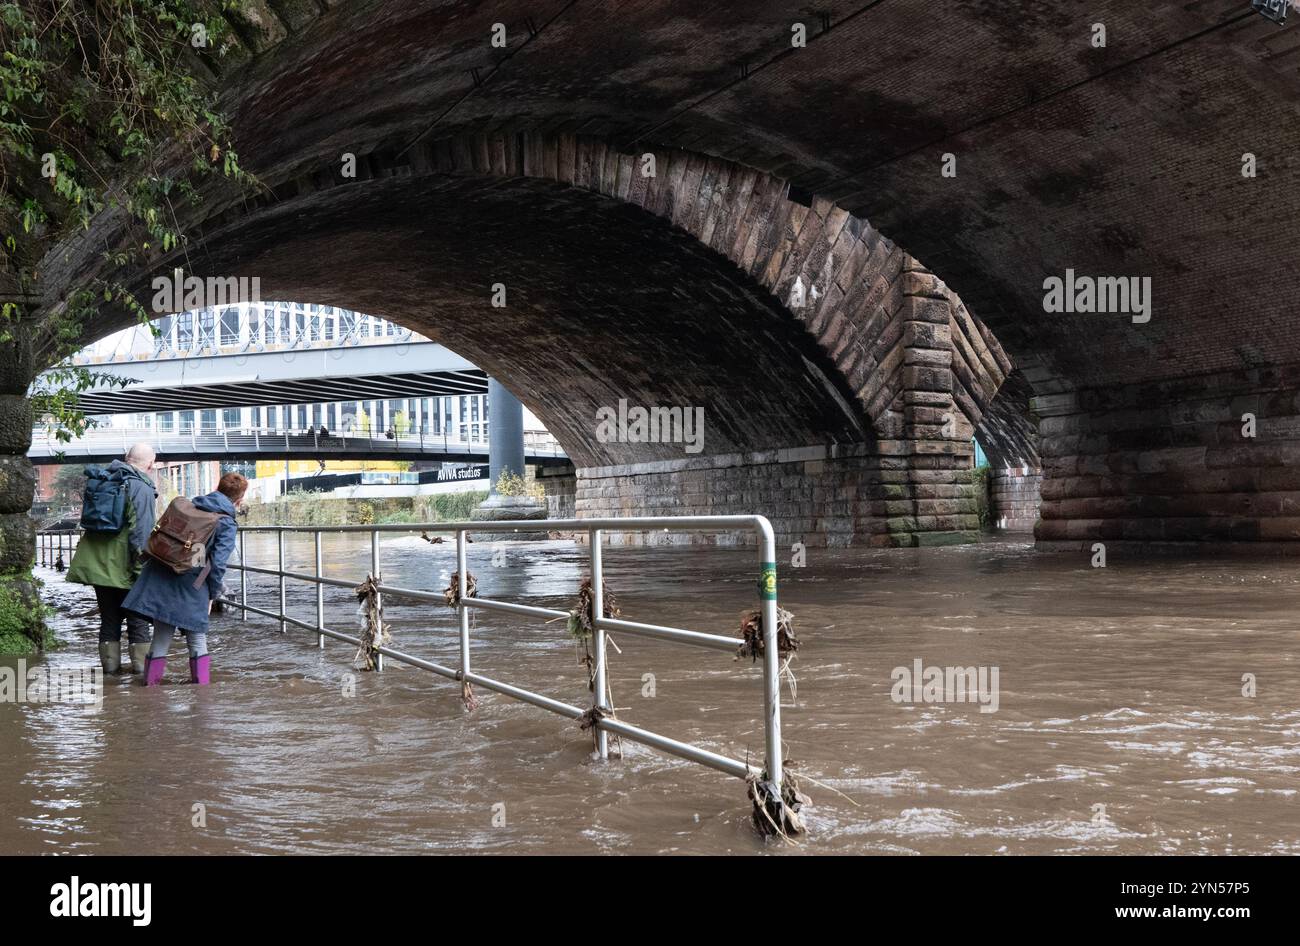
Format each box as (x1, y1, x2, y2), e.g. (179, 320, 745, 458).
(66, 443, 159, 675)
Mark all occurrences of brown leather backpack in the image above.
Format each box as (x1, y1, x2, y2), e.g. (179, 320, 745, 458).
(145, 497, 227, 588)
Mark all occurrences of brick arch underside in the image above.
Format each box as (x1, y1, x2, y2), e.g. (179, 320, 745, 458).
(67, 138, 1015, 545)
(119, 173, 873, 469)
(161, 132, 1017, 454)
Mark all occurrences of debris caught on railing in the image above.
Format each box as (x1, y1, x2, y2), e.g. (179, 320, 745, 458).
(442, 571, 477, 607)
(353, 575, 389, 671)
(567, 577, 619, 688)
(736, 607, 798, 661)
(747, 766, 810, 840)
(567, 576, 620, 636)
(736, 607, 800, 702)
(455, 671, 479, 712)
(567, 578, 623, 757)
(443, 572, 479, 709)
(577, 705, 610, 750)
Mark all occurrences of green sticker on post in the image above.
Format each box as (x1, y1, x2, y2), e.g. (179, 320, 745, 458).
(759, 562, 777, 601)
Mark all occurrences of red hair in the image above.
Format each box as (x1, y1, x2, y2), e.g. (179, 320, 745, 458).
(217, 471, 249, 503)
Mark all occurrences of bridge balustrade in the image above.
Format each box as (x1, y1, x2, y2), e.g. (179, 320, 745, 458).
(29, 425, 566, 461)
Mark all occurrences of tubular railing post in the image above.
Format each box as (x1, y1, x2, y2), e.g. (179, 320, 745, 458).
(590, 528, 609, 760)
(239, 530, 248, 621)
(314, 531, 325, 649)
(277, 530, 287, 634)
(456, 529, 470, 686)
(370, 529, 383, 671)
(758, 522, 783, 796)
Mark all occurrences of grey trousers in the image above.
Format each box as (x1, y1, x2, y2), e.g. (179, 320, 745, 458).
(148, 621, 208, 659)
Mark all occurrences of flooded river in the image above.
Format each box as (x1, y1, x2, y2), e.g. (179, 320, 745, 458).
(3, 534, 1297, 854)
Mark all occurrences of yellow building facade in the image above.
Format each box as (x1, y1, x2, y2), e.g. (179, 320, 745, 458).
(254, 459, 409, 478)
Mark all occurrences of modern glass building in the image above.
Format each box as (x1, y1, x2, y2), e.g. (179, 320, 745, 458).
(78, 302, 541, 445)
(60, 303, 558, 502)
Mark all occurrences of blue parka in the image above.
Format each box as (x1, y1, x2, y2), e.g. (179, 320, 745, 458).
(122, 491, 237, 633)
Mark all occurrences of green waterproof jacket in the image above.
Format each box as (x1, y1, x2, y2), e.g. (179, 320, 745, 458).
(66, 460, 158, 590)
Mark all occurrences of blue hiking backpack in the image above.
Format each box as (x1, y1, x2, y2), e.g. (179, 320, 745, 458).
(80, 465, 129, 533)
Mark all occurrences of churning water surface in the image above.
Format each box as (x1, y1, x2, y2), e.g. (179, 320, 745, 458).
(2, 534, 1297, 854)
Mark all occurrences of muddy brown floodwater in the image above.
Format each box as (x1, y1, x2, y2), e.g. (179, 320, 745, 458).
(2, 534, 1297, 854)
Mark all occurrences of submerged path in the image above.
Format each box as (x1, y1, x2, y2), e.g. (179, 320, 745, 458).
(3, 536, 1297, 854)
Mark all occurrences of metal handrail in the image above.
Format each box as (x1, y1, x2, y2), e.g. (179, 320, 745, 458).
(28, 424, 567, 459)
(222, 515, 785, 794)
(34, 528, 82, 569)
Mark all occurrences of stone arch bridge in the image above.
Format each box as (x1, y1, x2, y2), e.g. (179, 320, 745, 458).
(10, 0, 1300, 563)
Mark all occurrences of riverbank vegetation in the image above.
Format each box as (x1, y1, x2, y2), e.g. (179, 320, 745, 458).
(242, 490, 488, 528)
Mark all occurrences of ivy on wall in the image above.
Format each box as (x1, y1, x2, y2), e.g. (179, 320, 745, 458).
(0, 1, 259, 651)
(1, 0, 255, 436)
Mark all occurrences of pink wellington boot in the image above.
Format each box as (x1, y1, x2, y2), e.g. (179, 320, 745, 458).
(143, 655, 166, 686)
(189, 655, 210, 685)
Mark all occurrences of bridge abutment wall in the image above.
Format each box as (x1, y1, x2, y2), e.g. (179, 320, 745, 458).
(1035, 365, 1300, 551)
(535, 465, 576, 520)
(573, 443, 979, 548)
(991, 468, 1043, 534)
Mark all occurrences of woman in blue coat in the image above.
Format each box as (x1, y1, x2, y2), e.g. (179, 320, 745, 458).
(126, 472, 246, 685)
